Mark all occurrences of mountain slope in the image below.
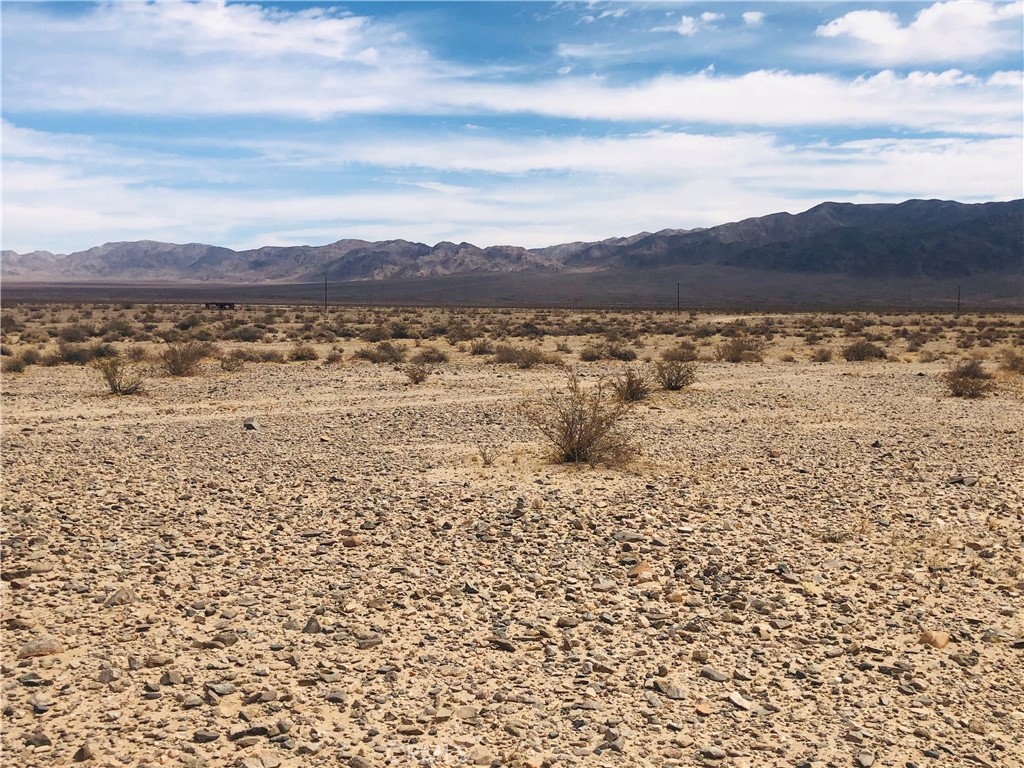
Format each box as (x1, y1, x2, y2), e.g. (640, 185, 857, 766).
(2, 199, 1021, 283)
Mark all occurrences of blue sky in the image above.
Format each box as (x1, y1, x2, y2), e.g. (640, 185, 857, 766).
(2, 1, 1022, 254)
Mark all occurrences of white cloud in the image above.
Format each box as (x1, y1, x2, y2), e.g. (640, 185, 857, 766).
(4, 121, 1020, 254)
(817, 0, 1024, 64)
(2, 3, 1019, 134)
(654, 12, 723, 36)
(742, 11, 766, 26)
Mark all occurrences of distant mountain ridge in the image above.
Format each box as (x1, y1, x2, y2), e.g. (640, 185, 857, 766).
(3, 199, 1021, 284)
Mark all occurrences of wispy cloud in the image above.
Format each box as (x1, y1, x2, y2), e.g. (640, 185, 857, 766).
(1, 1, 1021, 254)
(653, 11, 725, 37)
(817, 0, 1024, 64)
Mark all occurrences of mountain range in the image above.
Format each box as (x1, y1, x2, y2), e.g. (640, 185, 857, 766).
(3, 199, 1021, 309)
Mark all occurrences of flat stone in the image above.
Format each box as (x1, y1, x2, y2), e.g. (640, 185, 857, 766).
(194, 730, 220, 743)
(17, 636, 64, 659)
(654, 679, 686, 700)
(700, 666, 729, 682)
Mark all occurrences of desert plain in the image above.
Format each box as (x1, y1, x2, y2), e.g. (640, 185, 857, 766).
(1, 303, 1022, 768)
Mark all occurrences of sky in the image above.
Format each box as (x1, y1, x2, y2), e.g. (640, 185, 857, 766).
(2, 0, 1022, 254)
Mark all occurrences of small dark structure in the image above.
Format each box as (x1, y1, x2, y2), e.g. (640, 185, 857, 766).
(203, 302, 236, 310)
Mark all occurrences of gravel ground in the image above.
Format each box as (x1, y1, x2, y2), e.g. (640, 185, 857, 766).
(2, 341, 1023, 768)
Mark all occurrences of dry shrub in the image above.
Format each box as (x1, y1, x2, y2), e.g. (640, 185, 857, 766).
(493, 344, 558, 369)
(811, 347, 833, 363)
(159, 341, 208, 376)
(943, 359, 995, 398)
(469, 338, 494, 356)
(714, 337, 765, 363)
(841, 339, 887, 362)
(95, 357, 144, 395)
(520, 372, 637, 467)
(578, 345, 605, 362)
(2, 355, 27, 374)
(355, 341, 406, 364)
(290, 343, 319, 361)
(655, 360, 697, 390)
(605, 342, 637, 361)
(612, 366, 652, 402)
(477, 443, 499, 466)
(411, 345, 449, 364)
(660, 341, 699, 362)
(404, 363, 429, 383)
(999, 348, 1024, 374)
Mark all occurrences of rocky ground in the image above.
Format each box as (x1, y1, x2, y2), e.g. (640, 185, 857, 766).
(2, 310, 1023, 768)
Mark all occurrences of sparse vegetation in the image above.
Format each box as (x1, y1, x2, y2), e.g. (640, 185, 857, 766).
(404, 363, 429, 383)
(811, 347, 833, 363)
(660, 341, 699, 362)
(411, 345, 448, 364)
(355, 341, 406, 364)
(654, 359, 697, 390)
(95, 357, 144, 395)
(943, 359, 995, 398)
(476, 443, 499, 466)
(999, 347, 1024, 374)
(841, 339, 887, 362)
(520, 372, 637, 466)
(493, 344, 558, 369)
(159, 341, 208, 376)
(290, 343, 319, 361)
(612, 366, 652, 402)
(714, 337, 765, 363)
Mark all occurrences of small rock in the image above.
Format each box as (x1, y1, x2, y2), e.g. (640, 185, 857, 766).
(102, 586, 139, 608)
(919, 630, 951, 649)
(653, 679, 686, 700)
(25, 731, 52, 747)
(243, 417, 259, 431)
(194, 730, 219, 743)
(857, 753, 875, 767)
(701, 746, 726, 760)
(700, 666, 729, 683)
(17, 636, 64, 659)
(488, 635, 516, 652)
(302, 617, 323, 634)
(73, 741, 98, 762)
(728, 691, 752, 710)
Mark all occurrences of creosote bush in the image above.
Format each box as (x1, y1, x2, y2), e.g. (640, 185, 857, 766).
(841, 339, 887, 362)
(355, 341, 406, 364)
(654, 360, 697, 390)
(405, 363, 429, 383)
(469, 338, 494, 356)
(811, 347, 834, 363)
(612, 366, 652, 402)
(519, 372, 637, 467)
(2, 355, 27, 374)
(95, 357, 144, 395)
(411, 345, 448, 364)
(290, 343, 319, 361)
(714, 337, 765, 363)
(493, 344, 558, 369)
(999, 348, 1024, 374)
(159, 341, 208, 377)
(943, 359, 995, 398)
(660, 341, 699, 362)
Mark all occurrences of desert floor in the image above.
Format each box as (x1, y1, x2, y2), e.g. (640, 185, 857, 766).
(2, 306, 1023, 768)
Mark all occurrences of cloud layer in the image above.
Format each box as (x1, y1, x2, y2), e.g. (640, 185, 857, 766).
(1, 1, 1021, 254)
